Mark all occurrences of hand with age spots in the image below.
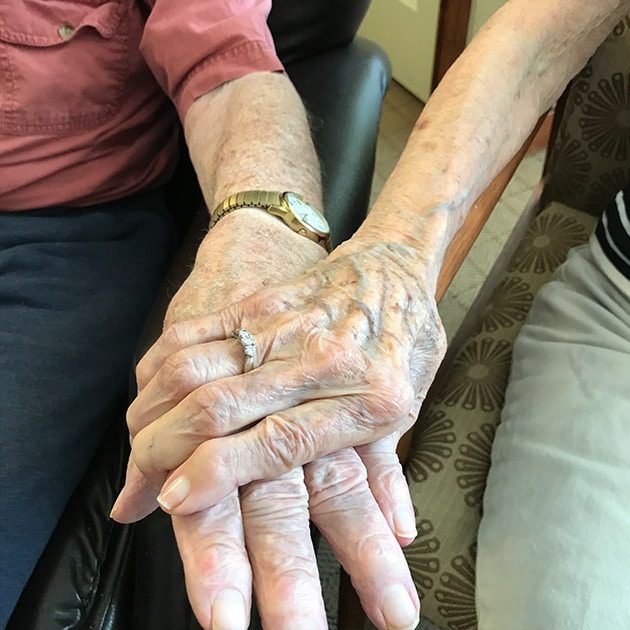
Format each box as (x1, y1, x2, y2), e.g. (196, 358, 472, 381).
(113, 216, 433, 630)
(117, 236, 446, 519)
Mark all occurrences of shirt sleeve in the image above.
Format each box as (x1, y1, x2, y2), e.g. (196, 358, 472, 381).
(140, 0, 284, 120)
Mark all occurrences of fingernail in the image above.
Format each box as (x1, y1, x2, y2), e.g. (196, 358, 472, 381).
(381, 585, 419, 630)
(157, 476, 190, 511)
(393, 505, 418, 540)
(109, 491, 124, 519)
(211, 589, 247, 630)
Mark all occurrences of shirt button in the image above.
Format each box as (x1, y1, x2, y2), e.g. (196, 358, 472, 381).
(58, 23, 75, 40)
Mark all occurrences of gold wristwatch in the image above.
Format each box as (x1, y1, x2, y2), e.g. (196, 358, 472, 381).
(210, 190, 331, 251)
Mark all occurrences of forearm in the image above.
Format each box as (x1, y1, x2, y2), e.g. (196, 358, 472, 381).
(352, 0, 630, 289)
(184, 70, 321, 214)
(178, 71, 325, 299)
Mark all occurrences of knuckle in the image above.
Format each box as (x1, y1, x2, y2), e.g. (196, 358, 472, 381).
(131, 428, 156, 476)
(302, 332, 366, 383)
(328, 344, 364, 378)
(363, 373, 415, 426)
(375, 461, 406, 495)
(241, 289, 276, 319)
(355, 530, 394, 563)
(265, 558, 320, 587)
(241, 476, 308, 520)
(126, 402, 141, 437)
(193, 538, 247, 581)
(259, 414, 315, 471)
(410, 313, 448, 395)
(389, 378, 416, 418)
(306, 452, 368, 511)
(161, 322, 188, 353)
(188, 384, 230, 437)
(159, 351, 199, 400)
(194, 548, 223, 578)
(135, 357, 153, 390)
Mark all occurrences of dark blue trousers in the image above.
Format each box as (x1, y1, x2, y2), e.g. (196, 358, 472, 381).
(0, 190, 175, 626)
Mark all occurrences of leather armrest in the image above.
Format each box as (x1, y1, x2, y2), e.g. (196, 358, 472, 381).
(291, 38, 391, 246)
(269, 0, 371, 65)
(7, 413, 136, 629)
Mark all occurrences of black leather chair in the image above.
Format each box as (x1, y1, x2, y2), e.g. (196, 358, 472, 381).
(8, 3, 391, 628)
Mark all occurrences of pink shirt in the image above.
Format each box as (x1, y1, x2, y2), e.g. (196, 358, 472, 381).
(0, 0, 283, 210)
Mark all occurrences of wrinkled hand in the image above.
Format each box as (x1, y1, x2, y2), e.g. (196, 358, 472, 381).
(113, 220, 423, 629)
(121, 239, 446, 515)
(122, 425, 421, 630)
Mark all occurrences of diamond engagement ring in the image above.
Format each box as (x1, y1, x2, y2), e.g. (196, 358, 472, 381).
(230, 328, 257, 372)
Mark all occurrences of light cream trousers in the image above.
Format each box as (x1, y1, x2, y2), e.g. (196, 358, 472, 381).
(476, 239, 630, 630)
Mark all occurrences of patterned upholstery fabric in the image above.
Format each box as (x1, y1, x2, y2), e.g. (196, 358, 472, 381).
(404, 203, 597, 629)
(543, 15, 630, 216)
(404, 16, 629, 629)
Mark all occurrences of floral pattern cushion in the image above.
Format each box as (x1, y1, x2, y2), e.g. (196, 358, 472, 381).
(404, 202, 597, 630)
(542, 15, 630, 216)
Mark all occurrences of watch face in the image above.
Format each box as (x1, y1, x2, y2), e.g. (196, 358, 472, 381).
(284, 192, 330, 235)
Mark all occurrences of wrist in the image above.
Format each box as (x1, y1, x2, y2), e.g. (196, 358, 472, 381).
(339, 204, 452, 294)
(198, 207, 326, 268)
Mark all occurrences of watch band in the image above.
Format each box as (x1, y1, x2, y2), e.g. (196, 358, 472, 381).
(210, 190, 284, 228)
(210, 190, 331, 252)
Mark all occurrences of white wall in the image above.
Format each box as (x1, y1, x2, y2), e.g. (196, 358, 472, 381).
(358, 0, 509, 101)
(359, 0, 441, 102)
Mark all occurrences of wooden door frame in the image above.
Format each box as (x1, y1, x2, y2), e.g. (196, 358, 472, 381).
(431, 0, 473, 91)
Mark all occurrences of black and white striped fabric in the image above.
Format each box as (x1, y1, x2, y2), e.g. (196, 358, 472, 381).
(595, 186, 630, 281)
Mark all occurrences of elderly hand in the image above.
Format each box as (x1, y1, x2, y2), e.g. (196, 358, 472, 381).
(123, 430, 421, 630)
(119, 236, 446, 515)
(112, 214, 422, 629)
